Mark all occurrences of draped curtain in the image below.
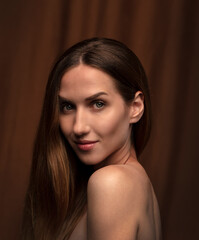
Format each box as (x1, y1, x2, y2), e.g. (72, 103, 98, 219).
(0, 0, 198, 239)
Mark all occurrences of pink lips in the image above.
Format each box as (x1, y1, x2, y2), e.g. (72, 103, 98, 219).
(75, 140, 98, 151)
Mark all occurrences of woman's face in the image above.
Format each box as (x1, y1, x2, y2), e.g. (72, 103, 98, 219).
(59, 64, 134, 168)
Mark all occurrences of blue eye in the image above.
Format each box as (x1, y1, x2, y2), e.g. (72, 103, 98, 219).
(65, 103, 73, 110)
(60, 102, 74, 113)
(93, 101, 105, 109)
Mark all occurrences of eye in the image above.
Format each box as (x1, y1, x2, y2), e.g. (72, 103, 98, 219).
(93, 101, 105, 109)
(60, 102, 74, 113)
(65, 103, 73, 110)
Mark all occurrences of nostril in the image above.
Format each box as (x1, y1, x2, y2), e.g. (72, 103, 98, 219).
(74, 132, 87, 138)
(73, 126, 90, 136)
(73, 121, 90, 136)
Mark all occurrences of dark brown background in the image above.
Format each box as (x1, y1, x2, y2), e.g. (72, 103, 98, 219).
(0, 0, 199, 239)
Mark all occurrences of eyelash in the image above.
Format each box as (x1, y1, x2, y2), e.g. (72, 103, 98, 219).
(91, 100, 105, 109)
(59, 99, 106, 114)
(59, 102, 74, 113)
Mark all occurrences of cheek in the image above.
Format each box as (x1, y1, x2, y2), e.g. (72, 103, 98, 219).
(59, 117, 71, 137)
(95, 109, 130, 138)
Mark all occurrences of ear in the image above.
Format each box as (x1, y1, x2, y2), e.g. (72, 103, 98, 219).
(129, 91, 144, 124)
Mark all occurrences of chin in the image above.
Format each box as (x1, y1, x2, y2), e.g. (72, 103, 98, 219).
(80, 158, 102, 166)
(77, 154, 104, 166)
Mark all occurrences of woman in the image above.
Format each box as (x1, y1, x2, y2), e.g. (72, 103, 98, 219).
(22, 38, 162, 240)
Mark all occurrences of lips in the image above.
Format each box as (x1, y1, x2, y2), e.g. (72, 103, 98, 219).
(74, 140, 98, 151)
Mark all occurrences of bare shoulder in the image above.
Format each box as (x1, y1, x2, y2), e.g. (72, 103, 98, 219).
(88, 162, 152, 206)
(87, 163, 161, 239)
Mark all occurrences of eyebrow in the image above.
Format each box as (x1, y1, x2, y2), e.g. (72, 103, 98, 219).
(58, 92, 108, 102)
(85, 92, 108, 101)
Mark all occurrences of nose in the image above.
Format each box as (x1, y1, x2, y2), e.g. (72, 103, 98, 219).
(73, 108, 90, 137)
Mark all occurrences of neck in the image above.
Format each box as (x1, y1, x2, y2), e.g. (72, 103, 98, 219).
(93, 136, 137, 171)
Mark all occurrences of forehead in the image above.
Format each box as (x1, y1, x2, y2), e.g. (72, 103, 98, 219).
(59, 64, 120, 98)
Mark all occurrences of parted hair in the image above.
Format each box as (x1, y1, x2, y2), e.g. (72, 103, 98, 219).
(22, 38, 151, 240)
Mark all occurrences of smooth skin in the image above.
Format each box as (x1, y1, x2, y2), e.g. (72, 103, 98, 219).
(59, 64, 162, 240)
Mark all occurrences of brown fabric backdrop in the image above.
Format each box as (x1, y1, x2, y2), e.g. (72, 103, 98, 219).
(0, 0, 199, 239)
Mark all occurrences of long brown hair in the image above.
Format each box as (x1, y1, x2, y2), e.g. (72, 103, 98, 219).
(22, 38, 151, 239)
